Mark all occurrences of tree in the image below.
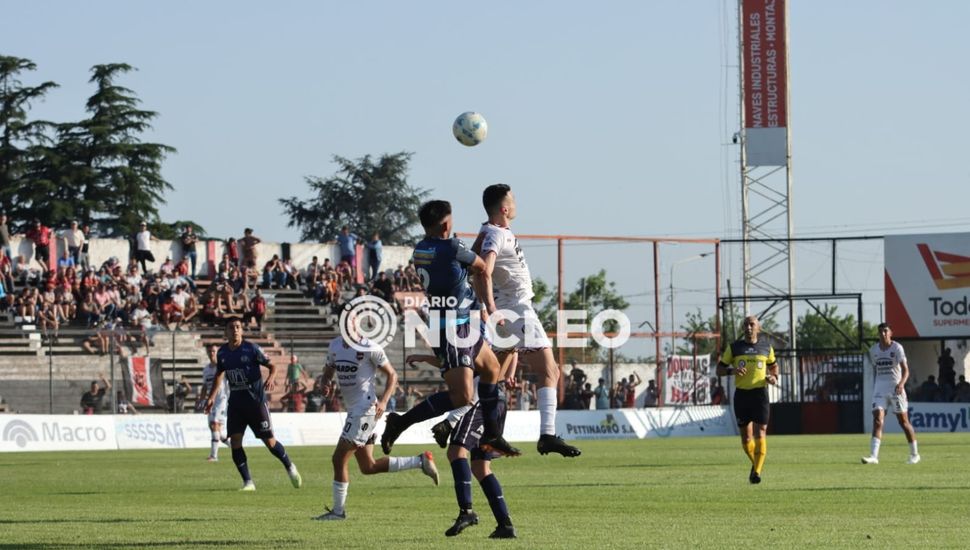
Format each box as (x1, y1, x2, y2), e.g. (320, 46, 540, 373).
(680, 306, 781, 358)
(0, 55, 59, 229)
(69, 63, 176, 236)
(796, 304, 874, 350)
(279, 153, 429, 245)
(532, 270, 630, 363)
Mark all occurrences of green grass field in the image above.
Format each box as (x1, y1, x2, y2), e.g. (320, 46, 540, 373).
(1, 434, 966, 549)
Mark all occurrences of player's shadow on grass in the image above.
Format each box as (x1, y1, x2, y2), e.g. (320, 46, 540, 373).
(0, 542, 292, 549)
(0, 518, 208, 525)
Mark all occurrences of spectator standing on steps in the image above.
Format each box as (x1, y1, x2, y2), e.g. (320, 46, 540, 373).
(80, 373, 112, 414)
(365, 232, 382, 281)
(336, 226, 360, 272)
(134, 222, 155, 273)
(180, 225, 199, 279)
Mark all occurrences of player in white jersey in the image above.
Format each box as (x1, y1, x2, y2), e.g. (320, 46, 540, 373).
(473, 183, 580, 457)
(861, 323, 920, 465)
(314, 333, 440, 521)
(197, 345, 228, 462)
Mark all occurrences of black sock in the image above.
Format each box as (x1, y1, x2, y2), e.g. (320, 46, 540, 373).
(450, 458, 473, 511)
(479, 473, 511, 526)
(401, 391, 454, 428)
(477, 382, 501, 439)
(269, 441, 292, 470)
(231, 447, 251, 482)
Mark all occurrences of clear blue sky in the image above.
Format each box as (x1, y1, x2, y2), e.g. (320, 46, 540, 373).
(4, 1, 969, 353)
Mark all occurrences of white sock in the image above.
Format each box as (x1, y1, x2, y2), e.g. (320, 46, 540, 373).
(537, 386, 557, 436)
(388, 455, 422, 473)
(332, 480, 349, 514)
(870, 437, 881, 458)
(909, 440, 919, 456)
(210, 430, 221, 457)
(446, 404, 473, 428)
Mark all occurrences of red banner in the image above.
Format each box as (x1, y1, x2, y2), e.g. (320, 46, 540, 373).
(742, 0, 787, 129)
(128, 357, 155, 406)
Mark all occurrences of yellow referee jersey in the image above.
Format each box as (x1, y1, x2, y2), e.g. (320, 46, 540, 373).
(719, 338, 776, 390)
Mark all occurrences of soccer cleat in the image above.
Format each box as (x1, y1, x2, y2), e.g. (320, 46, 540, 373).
(313, 506, 346, 521)
(240, 481, 256, 492)
(907, 454, 921, 465)
(861, 456, 879, 465)
(480, 436, 522, 457)
(489, 524, 518, 539)
(206, 456, 218, 463)
(445, 510, 479, 537)
(536, 434, 581, 457)
(749, 467, 761, 484)
(288, 464, 303, 488)
(420, 451, 440, 486)
(380, 413, 405, 455)
(432, 419, 453, 449)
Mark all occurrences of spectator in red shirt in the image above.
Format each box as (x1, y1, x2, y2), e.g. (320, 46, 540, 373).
(245, 287, 267, 331)
(281, 381, 308, 412)
(25, 218, 52, 272)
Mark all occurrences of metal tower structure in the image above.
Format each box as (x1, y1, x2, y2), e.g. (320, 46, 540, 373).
(737, 0, 796, 349)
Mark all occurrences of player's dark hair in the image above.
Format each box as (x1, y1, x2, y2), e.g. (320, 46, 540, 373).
(483, 183, 511, 215)
(419, 200, 452, 229)
(877, 322, 891, 331)
(224, 316, 242, 328)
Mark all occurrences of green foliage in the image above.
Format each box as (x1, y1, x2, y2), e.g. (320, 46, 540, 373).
(0, 57, 182, 236)
(280, 152, 429, 245)
(533, 270, 630, 362)
(796, 304, 875, 350)
(0, 55, 59, 230)
(1, 436, 968, 548)
(681, 305, 780, 357)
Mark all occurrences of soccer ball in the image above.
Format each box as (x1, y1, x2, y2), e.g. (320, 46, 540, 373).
(452, 112, 488, 146)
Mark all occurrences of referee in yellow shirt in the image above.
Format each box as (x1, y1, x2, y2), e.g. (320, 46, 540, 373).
(716, 315, 779, 484)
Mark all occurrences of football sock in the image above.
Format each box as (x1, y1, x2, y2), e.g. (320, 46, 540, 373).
(537, 387, 557, 436)
(332, 480, 348, 514)
(269, 441, 293, 470)
(388, 455, 422, 472)
(401, 391, 455, 428)
(479, 474, 511, 526)
(870, 436, 881, 458)
(445, 404, 473, 428)
(909, 440, 918, 456)
(231, 447, 251, 482)
(210, 435, 220, 458)
(743, 439, 756, 464)
(450, 458, 473, 511)
(753, 438, 767, 475)
(478, 382, 501, 439)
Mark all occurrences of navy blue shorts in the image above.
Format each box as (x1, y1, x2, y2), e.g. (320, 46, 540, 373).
(227, 398, 274, 439)
(433, 321, 482, 375)
(449, 399, 508, 461)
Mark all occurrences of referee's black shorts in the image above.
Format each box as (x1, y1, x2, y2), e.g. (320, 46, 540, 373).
(734, 387, 769, 426)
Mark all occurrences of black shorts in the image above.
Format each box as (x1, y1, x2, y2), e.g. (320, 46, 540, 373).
(450, 399, 508, 461)
(227, 398, 274, 439)
(733, 387, 770, 426)
(433, 321, 482, 375)
(35, 245, 50, 261)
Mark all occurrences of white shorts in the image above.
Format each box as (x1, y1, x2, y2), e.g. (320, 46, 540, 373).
(342, 408, 378, 447)
(493, 302, 550, 352)
(207, 398, 228, 424)
(872, 388, 908, 414)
